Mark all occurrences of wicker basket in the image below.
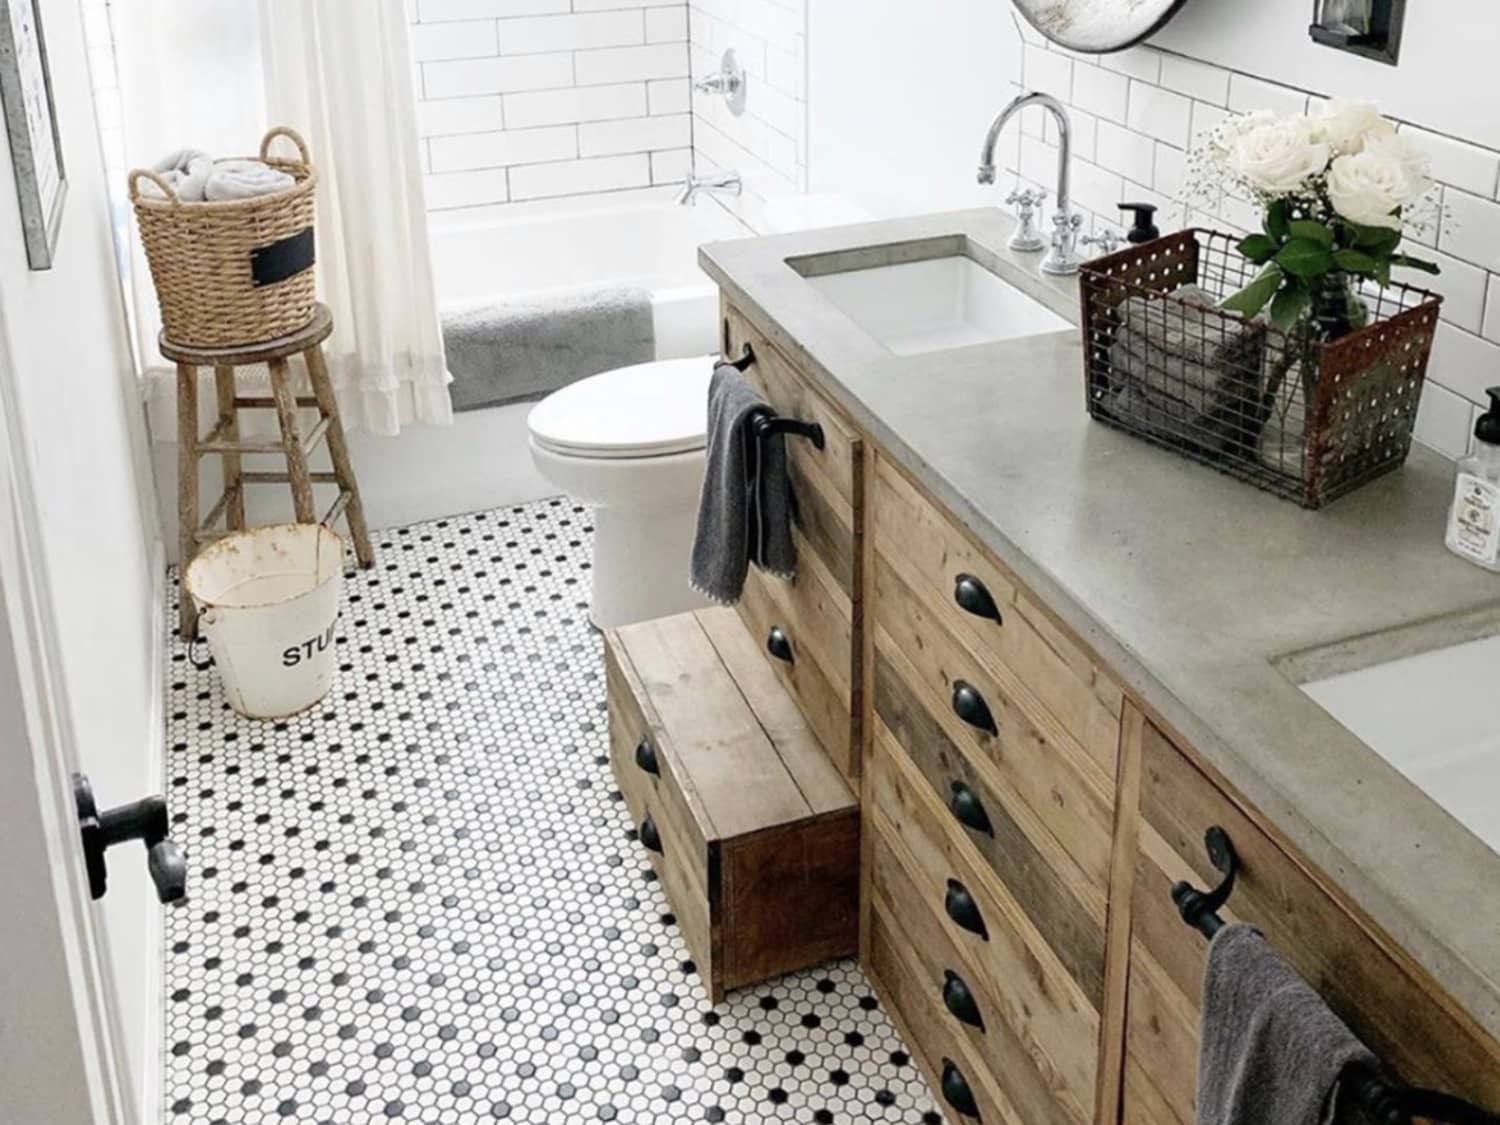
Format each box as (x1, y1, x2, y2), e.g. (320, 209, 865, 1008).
(129, 126, 318, 350)
(1079, 229, 1443, 509)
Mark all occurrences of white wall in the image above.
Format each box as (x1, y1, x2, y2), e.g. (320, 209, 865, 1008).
(806, 0, 1021, 219)
(411, 0, 693, 213)
(1155, 0, 1500, 151)
(0, 0, 162, 1118)
(689, 0, 805, 229)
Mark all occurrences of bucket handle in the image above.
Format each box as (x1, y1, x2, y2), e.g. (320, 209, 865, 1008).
(187, 633, 214, 671)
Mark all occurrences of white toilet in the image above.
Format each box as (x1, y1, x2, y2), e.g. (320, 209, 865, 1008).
(527, 355, 716, 628)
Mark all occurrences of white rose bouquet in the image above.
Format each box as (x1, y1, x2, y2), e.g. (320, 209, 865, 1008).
(1191, 99, 1439, 336)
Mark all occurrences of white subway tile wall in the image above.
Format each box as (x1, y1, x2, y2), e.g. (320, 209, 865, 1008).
(688, 0, 806, 230)
(1004, 40, 1500, 461)
(414, 0, 691, 210)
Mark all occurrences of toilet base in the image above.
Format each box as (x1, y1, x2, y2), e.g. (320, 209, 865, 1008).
(589, 503, 711, 629)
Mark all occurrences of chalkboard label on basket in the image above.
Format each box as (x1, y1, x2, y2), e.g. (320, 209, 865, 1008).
(250, 227, 315, 287)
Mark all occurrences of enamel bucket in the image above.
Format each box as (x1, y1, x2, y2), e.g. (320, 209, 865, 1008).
(184, 524, 344, 719)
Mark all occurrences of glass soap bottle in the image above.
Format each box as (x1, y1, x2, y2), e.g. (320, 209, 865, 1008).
(1446, 386, 1500, 572)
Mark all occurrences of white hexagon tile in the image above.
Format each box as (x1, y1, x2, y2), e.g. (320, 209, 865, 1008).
(162, 499, 940, 1125)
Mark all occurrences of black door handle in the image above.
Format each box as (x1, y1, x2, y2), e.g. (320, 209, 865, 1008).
(638, 814, 663, 855)
(766, 626, 794, 664)
(948, 781, 994, 837)
(941, 1059, 982, 1119)
(954, 574, 1002, 624)
(951, 681, 998, 736)
(74, 772, 187, 904)
(942, 970, 986, 1032)
(944, 878, 989, 940)
(633, 738, 660, 777)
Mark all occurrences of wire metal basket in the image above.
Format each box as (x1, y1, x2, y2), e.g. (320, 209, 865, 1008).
(1079, 229, 1443, 508)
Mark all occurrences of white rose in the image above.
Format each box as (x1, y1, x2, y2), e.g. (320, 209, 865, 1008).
(1315, 99, 1396, 155)
(1364, 132, 1433, 199)
(1326, 146, 1421, 229)
(1226, 117, 1331, 196)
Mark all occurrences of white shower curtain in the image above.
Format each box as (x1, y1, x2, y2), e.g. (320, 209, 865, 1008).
(119, 0, 451, 435)
(257, 0, 451, 434)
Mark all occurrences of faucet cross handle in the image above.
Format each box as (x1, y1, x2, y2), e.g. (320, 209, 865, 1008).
(1041, 210, 1085, 277)
(1081, 227, 1124, 257)
(1005, 187, 1048, 254)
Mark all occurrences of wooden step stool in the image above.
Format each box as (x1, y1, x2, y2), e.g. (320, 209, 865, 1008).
(165, 303, 373, 638)
(606, 607, 859, 1002)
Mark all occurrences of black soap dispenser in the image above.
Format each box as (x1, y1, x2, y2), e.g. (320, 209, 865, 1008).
(1118, 202, 1160, 244)
(1445, 386, 1500, 572)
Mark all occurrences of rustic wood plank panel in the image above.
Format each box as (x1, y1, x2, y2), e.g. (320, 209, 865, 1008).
(872, 649, 1106, 1007)
(872, 455, 1123, 778)
(871, 830, 1086, 1125)
(874, 553, 1116, 892)
(697, 605, 853, 818)
(1123, 720, 1500, 1124)
(869, 731, 1101, 1112)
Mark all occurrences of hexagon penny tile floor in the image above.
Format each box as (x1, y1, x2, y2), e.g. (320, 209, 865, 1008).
(162, 499, 941, 1125)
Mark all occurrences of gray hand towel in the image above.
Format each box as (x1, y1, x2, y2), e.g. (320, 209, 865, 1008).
(1197, 924, 1379, 1125)
(690, 363, 797, 604)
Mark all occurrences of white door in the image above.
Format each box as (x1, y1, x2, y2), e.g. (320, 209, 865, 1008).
(0, 316, 143, 1125)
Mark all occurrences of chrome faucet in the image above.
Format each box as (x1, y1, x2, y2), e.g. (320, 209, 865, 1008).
(675, 170, 743, 206)
(978, 91, 1082, 276)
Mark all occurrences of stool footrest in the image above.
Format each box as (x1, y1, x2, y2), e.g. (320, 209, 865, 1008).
(235, 395, 318, 409)
(241, 470, 340, 485)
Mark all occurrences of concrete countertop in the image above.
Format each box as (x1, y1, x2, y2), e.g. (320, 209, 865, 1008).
(700, 208, 1500, 1043)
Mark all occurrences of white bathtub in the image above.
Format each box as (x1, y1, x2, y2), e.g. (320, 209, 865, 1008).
(427, 198, 752, 360)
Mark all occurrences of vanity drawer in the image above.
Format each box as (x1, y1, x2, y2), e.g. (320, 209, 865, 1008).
(867, 892, 1012, 1125)
(722, 300, 863, 783)
(735, 558, 857, 783)
(870, 824, 1089, 1125)
(868, 731, 1101, 1120)
(873, 549, 1117, 895)
(1123, 718, 1500, 1124)
(871, 454, 1123, 782)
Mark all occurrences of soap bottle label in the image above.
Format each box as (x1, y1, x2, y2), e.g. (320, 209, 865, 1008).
(1451, 472, 1500, 564)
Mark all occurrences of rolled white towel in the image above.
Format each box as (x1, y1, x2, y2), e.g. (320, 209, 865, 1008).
(141, 147, 213, 201)
(204, 159, 296, 202)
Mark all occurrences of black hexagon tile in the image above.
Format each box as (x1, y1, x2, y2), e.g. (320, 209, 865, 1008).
(162, 499, 940, 1124)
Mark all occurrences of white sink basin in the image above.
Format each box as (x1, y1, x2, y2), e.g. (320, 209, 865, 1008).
(802, 254, 1071, 356)
(1301, 633, 1500, 852)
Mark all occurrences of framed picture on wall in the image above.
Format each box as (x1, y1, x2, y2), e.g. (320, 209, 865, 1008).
(0, 0, 65, 270)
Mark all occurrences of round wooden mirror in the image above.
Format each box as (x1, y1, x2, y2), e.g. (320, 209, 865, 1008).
(1011, 0, 1191, 53)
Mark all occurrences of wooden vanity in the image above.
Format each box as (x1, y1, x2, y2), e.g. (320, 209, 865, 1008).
(604, 285, 1500, 1123)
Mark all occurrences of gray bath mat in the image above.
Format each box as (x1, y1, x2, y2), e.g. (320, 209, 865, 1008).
(443, 285, 656, 413)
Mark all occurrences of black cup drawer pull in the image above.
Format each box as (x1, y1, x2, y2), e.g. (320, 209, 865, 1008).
(942, 970, 986, 1032)
(941, 1059, 982, 1119)
(944, 878, 989, 940)
(766, 625, 794, 664)
(951, 681, 998, 736)
(954, 573, 1003, 625)
(633, 738, 660, 777)
(948, 780, 994, 837)
(638, 814, 663, 855)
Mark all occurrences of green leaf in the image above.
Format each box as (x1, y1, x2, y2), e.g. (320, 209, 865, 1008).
(1269, 283, 1311, 331)
(1220, 265, 1283, 319)
(1349, 223, 1403, 254)
(1264, 199, 1291, 241)
(1288, 220, 1334, 248)
(1237, 233, 1278, 264)
(1275, 239, 1336, 279)
(1390, 253, 1441, 275)
(1333, 248, 1382, 275)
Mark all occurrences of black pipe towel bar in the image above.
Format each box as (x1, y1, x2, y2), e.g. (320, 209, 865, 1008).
(1173, 826, 1500, 1125)
(725, 344, 826, 450)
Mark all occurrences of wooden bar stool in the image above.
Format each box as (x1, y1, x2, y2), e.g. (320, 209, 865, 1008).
(165, 303, 374, 638)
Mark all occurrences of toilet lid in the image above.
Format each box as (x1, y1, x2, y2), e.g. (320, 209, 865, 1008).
(528, 355, 715, 459)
